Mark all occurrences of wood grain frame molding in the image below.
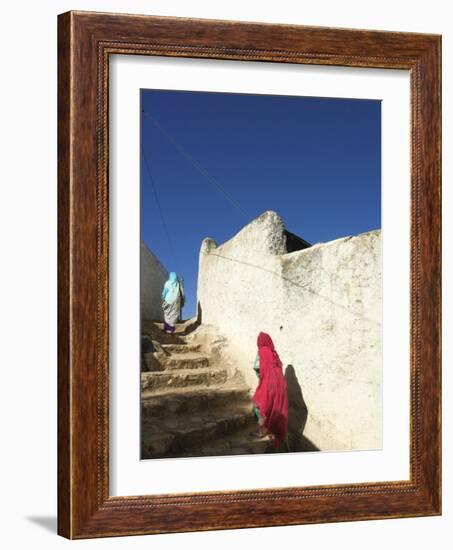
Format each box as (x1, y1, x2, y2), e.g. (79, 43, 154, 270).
(58, 11, 441, 539)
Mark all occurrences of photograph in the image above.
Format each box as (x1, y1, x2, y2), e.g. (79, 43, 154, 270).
(0, 0, 445, 543)
(46, 5, 441, 541)
(139, 88, 382, 460)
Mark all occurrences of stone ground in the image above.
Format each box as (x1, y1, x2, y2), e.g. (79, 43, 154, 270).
(141, 318, 282, 459)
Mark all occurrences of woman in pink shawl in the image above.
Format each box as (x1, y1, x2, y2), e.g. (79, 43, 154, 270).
(251, 332, 289, 448)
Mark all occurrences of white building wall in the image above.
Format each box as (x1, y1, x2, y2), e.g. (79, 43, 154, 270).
(141, 241, 168, 322)
(197, 211, 382, 451)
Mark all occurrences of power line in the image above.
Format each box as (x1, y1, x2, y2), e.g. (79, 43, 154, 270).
(140, 142, 177, 264)
(209, 251, 381, 327)
(142, 110, 249, 220)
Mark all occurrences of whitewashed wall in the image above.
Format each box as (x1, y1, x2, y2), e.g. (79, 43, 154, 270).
(140, 241, 168, 321)
(197, 211, 382, 451)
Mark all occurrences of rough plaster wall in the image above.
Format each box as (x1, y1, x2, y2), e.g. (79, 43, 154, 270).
(141, 241, 168, 322)
(197, 211, 382, 451)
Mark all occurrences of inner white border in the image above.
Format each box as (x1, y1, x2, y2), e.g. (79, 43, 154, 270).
(109, 55, 410, 496)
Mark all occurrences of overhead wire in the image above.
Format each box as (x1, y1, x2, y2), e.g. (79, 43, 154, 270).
(141, 110, 376, 326)
(140, 142, 177, 265)
(209, 251, 381, 326)
(142, 110, 249, 221)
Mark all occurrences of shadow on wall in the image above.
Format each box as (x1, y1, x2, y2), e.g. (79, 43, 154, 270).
(285, 364, 320, 452)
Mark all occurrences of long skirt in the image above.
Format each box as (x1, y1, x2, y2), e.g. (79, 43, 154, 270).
(162, 298, 180, 327)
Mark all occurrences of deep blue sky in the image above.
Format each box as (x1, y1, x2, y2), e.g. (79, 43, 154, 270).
(141, 89, 381, 318)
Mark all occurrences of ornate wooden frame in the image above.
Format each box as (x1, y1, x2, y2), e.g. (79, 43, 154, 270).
(58, 11, 441, 539)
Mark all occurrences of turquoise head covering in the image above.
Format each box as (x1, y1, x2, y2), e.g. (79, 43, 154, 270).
(162, 272, 180, 304)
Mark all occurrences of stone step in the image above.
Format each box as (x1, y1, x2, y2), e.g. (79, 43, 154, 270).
(141, 366, 228, 392)
(153, 319, 199, 336)
(141, 385, 251, 417)
(228, 431, 277, 455)
(141, 419, 277, 459)
(198, 431, 275, 457)
(142, 329, 187, 346)
(141, 405, 256, 459)
(158, 353, 210, 371)
(161, 343, 201, 354)
(140, 320, 280, 460)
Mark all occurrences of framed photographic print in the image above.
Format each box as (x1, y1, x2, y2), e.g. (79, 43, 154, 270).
(58, 11, 441, 538)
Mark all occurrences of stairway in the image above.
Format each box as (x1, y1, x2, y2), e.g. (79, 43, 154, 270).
(141, 319, 274, 459)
